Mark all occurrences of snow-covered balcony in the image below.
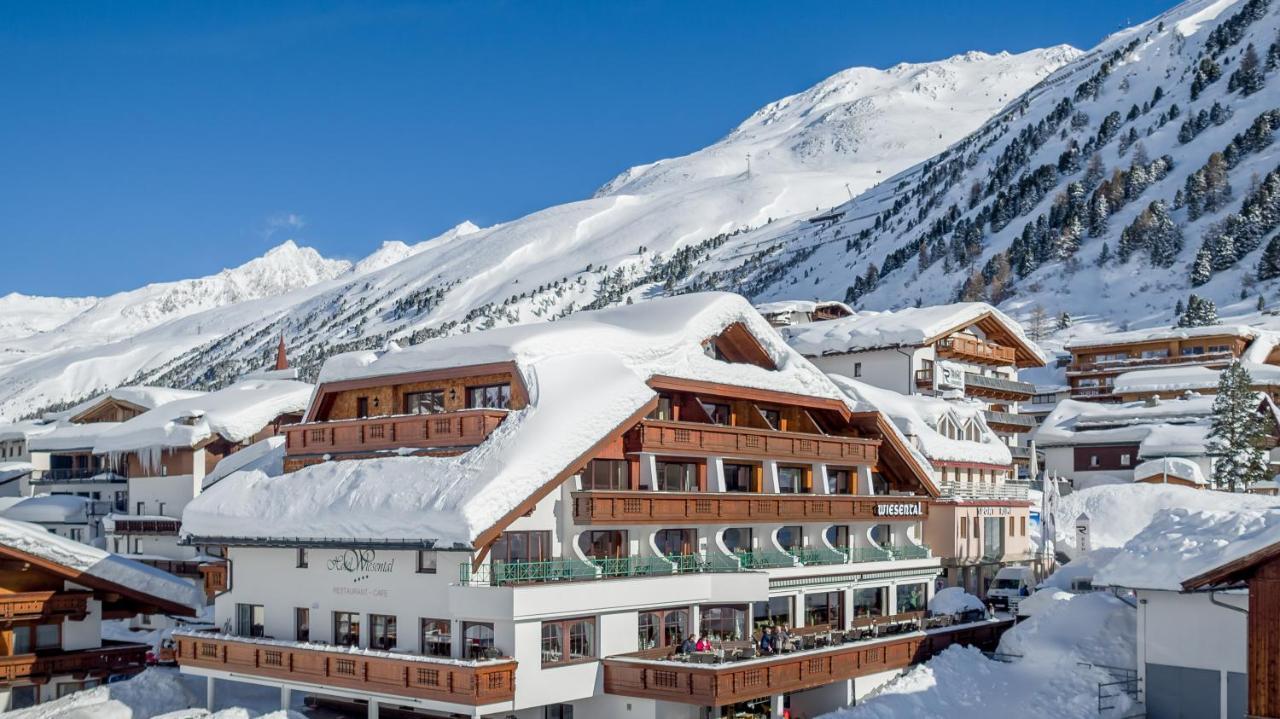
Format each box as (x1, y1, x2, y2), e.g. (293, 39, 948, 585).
(281, 408, 509, 467)
(935, 336, 1016, 366)
(623, 420, 879, 465)
(571, 490, 929, 525)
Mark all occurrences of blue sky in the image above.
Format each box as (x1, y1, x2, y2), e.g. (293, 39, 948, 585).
(1, 1, 1171, 296)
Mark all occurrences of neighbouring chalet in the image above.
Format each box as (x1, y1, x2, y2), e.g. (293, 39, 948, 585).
(777, 302, 1046, 472)
(755, 300, 855, 328)
(0, 421, 58, 497)
(176, 292, 1012, 719)
(0, 517, 201, 711)
(1065, 325, 1280, 403)
(1035, 394, 1280, 489)
(831, 378, 1036, 597)
(1095, 507, 1280, 719)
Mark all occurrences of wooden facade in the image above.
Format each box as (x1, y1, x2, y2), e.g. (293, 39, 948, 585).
(624, 420, 878, 465)
(283, 408, 508, 469)
(935, 336, 1016, 366)
(602, 619, 1010, 706)
(0, 642, 148, 684)
(175, 633, 517, 706)
(1066, 333, 1253, 402)
(572, 491, 928, 525)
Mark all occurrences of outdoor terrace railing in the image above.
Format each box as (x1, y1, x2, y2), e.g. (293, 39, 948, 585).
(572, 491, 930, 525)
(29, 468, 126, 483)
(283, 409, 509, 458)
(936, 337, 1016, 366)
(1067, 351, 1234, 373)
(982, 410, 1037, 431)
(624, 420, 878, 464)
(0, 642, 148, 684)
(937, 481, 1030, 501)
(0, 591, 91, 622)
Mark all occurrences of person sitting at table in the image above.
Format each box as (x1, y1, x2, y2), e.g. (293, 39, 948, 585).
(695, 635, 712, 652)
(770, 626, 785, 652)
(679, 634, 695, 654)
(758, 629, 774, 655)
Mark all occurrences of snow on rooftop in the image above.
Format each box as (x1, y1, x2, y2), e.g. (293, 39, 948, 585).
(754, 299, 853, 316)
(1065, 324, 1259, 350)
(1095, 507, 1280, 591)
(0, 517, 203, 610)
(0, 494, 92, 523)
(830, 375, 1010, 466)
(1113, 362, 1280, 395)
(186, 292, 855, 546)
(48, 386, 205, 422)
(781, 301, 1045, 363)
(1132, 457, 1206, 485)
(93, 378, 312, 456)
(0, 419, 57, 442)
(1034, 395, 1215, 448)
(0, 461, 31, 483)
(27, 421, 122, 452)
(203, 435, 285, 488)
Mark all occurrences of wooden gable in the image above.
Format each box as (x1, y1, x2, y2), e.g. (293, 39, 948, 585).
(0, 543, 195, 618)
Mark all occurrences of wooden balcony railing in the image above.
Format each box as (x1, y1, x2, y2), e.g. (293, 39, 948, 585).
(0, 591, 91, 622)
(625, 421, 878, 464)
(915, 370, 1035, 400)
(283, 409, 509, 459)
(603, 618, 1011, 707)
(0, 642, 149, 684)
(1067, 350, 1235, 374)
(108, 518, 181, 535)
(175, 633, 516, 707)
(936, 337, 1016, 366)
(982, 410, 1036, 431)
(572, 491, 928, 525)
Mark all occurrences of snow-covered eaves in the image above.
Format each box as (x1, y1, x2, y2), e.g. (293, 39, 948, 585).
(0, 419, 57, 443)
(92, 379, 312, 455)
(781, 302, 1046, 366)
(1065, 324, 1260, 351)
(1034, 396, 1215, 447)
(1132, 457, 1206, 485)
(28, 421, 122, 452)
(1114, 362, 1280, 395)
(0, 494, 92, 524)
(0, 517, 203, 612)
(184, 292, 923, 548)
(203, 436, 285, 489)
(52, 386, 205, 423)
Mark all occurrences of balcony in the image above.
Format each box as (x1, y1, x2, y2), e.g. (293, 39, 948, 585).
(1067, 350, 1235, 374)
(0, 642, 148, 684)
(29, 468, 126, 484)
(0, 591, 91, 622)
(602, 617, 1012, 707)
(1069, 385, 1115, 400)
(624, 420, 878, 464)
(175, 633, 516, 707)
(982, 411, 1037, 432)
(572, 491, 929, 525)
(283, 409, 509, 463)
(106, 517, 181, 535)
(937, 481, 1029, 501)
(914, 370, 1034, 400)
(936, 337, 1016, 366)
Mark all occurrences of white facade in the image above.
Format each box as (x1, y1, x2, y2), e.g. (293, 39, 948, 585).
(1136, 588, 1248, 719)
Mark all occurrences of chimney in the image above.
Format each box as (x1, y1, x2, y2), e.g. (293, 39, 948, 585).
(275, 334, 288, 371)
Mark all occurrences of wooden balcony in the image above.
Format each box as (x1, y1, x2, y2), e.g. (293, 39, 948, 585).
(175, 633, 516, 707)
(915, 370, 1034, 400)
(283, 409, 509, 462)
(572, 491, 929, 525)
(108, 518, 181, 535)
(0, 591, 91, 623)
(936, 337, 1016, 366)
(1067, 350, 1235, 374)
(625, 420, 878, 464)
(198, 561, 228, 599)
(603, 618, 1011, 707)
(982, 410, 1037, 432)
(0, 642, 148, 684)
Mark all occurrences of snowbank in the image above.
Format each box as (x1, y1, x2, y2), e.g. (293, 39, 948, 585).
(0, 668, 198, 719)
(186, 293, 858, 546)
(0, 518, 203, 611)
(1096, 507, 1280, 591)
(1039, 548, 1123, 592)
(928, 587, 985, 615)
(1014, 588, 1074, 616)
(0, 495, 91, 523)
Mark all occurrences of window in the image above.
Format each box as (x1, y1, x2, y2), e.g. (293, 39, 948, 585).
(578, 530, 627, 559)
(356, 397, 370, 418)
(370, 614, 397, 650)
(296, 548, 308, 568)
(1020, 516, 1027, 536)
(853, 586, 887, 618)
(723, 463, 756, 492)
(333, 611, 360, 647)
(69, 528, 82, 542)
(826, 468, 853, 494)
(114, 491, 127, 513)
(655, 461, 698, 492)
(405, 390, 446, 415)
(421, 618, 451, 657)
(583, 459, 629, 490)
(540, 622, 562, 666)
(638, 608, 688, 650)
(699, 605, 747, 641)
(854, 362, 863, 378)
(136, 501, 145, 515)
(10, 625, 32, 654)
(722, 527, 753, 554)
(777, 466, 807, 493)
(545, 705, 574, 719)
(649, 395, 674, 421)
(1120, 454, 1132, 467)
(416, 550, 438, 573)
(896, 583, 927, 613)
(805, 591, 843, 628)
(700, 401, 731, 425)
(776, 525, 802, 551)
(467, 384, 511, 409)
(236, 604, 265, 638)
(750, 596, 792, 631)
(463, 621, 495, 659)
(491, 530, 552, 563)
(9, 685, 37, 710)
(758, 407, 781, 430)
(295, 608, 310, 642)
(1090, 455, 1100, 468)
(654, 528, 696, 557)
(825, 525, 850, 549)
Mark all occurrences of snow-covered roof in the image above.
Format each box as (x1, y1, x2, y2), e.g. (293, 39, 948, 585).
(1113, 362, 1280, 395)
(0, 419, 57, 443)
(1034, 396, 1215, 449)
(0, 461, 31, 484)
(93, 378, 312, 455)
(1095, 507, 1280, 591)
(0, 517, 203, 611)
(203, 435, 285, 489)
(781, 301, 1046, 365)
(1132, 457, 1206, 485)
(1, 494, 92, 524)
(51, 386, 205, 422)
(185, 292, 870, 547)
(28, 421, 122, 452)
(1066, 324, 1259, 351)
(830, 376, 1010, 466)
(754, 299, 853, 317)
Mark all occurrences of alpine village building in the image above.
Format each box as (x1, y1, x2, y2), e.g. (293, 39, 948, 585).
(175, 293, 1012, 719)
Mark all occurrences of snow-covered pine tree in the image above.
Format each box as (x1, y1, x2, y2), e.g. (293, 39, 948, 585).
(1259, 236, 1280, 280)
(1177, 294, 1221, 327)
(1192, 247, 1214, 286)
(1057, 311, 1072, 330)
(1208, 361, 1273, 491)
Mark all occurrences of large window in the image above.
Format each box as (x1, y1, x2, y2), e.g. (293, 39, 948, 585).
(896, 583, 927, 613)
(463, 621, 495, 659)
(417, 550, 438, 573)
(700, 401, 731, 425)
(541, 617, 595, 666)
(655, 461, 698, 492)
(638, 608, 688, 650)
(492, 530, 552, 564)
(583, 459, 629, 490)
(236, 603, 265, 638)
(751, 596, 792, 631)
(12, 624, 60, 653)
(699, 605, 747, 641)
(777, 466, 807, 494)
(826, 468, 853, 494)
(333, 611, 360, 647)
(723, 463, 756, 492)
(370, 614, 397, 650)
(825, 525, 850, 550)
(578, 530, 627, 559)
(854, 587, 887, 618)
(722, 527, 753, 554)
(421, 618, 451, 657)
(648, 395, 674, 421)
(295, 608, 310, 642)
(467, 384, 511, 409)
(776, 525, 802, 551)
(654, 528, 696, 556)
(405, 390, 446, 415)
(805, 591, 843, 628)
(758, 407, 781, 430)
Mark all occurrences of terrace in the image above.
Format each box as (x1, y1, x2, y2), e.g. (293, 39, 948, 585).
(0, 590, 90, 623)
(0, 642, 148, 685)
(282, 408, 508, 465)
(624, 420, 878, 465)
(935, 336, 1016, 366)
(572, 491, 929, 525)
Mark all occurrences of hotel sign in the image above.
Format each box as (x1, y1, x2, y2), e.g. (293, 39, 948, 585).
(874, 502, 925, 517)
(327, 549, 396, 577)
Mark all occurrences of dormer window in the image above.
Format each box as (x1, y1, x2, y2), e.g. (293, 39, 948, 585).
(467, 384, 511, 410)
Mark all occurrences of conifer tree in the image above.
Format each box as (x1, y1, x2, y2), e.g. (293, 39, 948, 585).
(1177, 294, 1221, 327)
(1258, 235, 1280, 280)
(1057, 311, 1072, 330)
(1191, 247, 1213, 286)
(1208, 361, 1273, 491)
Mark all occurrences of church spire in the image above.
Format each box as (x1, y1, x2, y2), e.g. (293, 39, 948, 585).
(275, 333, 288, 371)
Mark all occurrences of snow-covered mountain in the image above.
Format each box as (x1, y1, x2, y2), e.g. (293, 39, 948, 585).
(0, 46, 1079, 419)
(0, 294, 98, 341)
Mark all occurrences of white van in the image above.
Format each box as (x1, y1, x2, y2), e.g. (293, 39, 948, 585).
(987, 566, 1036, 609)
